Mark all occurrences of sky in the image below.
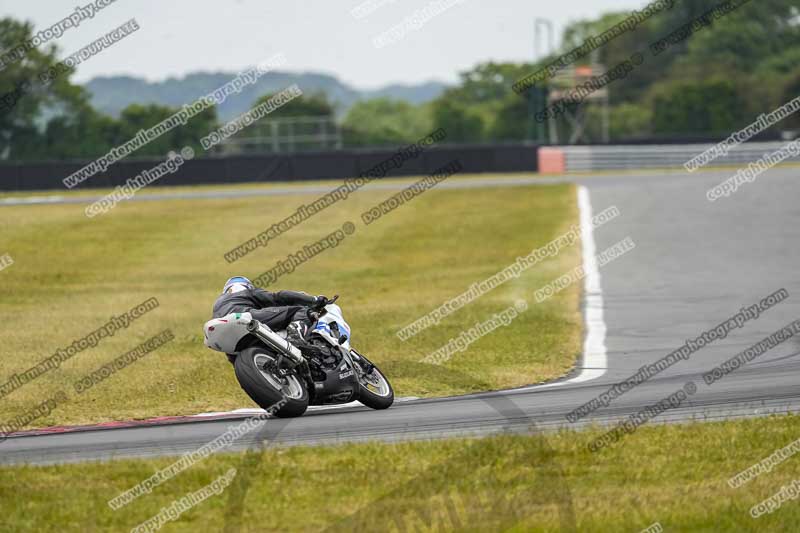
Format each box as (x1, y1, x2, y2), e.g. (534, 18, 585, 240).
(1, 0, 646, 90)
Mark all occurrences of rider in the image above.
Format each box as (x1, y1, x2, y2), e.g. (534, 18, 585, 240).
(212, 276, 331, 355)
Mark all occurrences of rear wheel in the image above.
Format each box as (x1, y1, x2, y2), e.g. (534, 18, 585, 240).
(353, 352, 394, 410)
(233, 347, 308, 417)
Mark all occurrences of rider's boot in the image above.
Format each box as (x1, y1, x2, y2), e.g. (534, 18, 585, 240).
(286, 321, 309, 346)
(287, 320, 325, 359)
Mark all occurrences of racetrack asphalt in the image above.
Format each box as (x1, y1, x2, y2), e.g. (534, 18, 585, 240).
(2, 166, 799, 465)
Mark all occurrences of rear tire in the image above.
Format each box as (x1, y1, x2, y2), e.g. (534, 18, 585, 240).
(354, 353, 394, 410)
(233, 347, 308, 417)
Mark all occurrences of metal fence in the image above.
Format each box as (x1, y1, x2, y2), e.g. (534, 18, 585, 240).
(217, 116, 343, 155)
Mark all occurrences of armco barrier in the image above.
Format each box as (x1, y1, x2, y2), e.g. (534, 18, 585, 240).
(560, 141, 800, 172)
(0, 143, 540, 192)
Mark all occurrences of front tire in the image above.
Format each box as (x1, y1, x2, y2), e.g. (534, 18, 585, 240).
(233, 347, 308, 417)
(354, 352, 394, 410)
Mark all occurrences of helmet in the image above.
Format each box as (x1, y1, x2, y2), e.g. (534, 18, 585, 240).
(222, 276, 254, 294)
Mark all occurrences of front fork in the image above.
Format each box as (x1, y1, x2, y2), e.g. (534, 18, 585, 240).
(348, 348, 374, 376)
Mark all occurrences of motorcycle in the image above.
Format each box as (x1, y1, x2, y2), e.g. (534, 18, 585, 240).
(203, 296, 394, 417)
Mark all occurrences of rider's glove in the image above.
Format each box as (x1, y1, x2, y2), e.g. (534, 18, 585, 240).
(310, 295, 338, 315)
(312, 295, 332, 310)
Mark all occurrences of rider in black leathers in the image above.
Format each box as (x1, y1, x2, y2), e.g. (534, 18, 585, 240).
(212, 276, 331, 358)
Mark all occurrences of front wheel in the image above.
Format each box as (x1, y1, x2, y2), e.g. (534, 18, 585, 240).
(353, 352, 394, 410)
(233, 347, 308, 417)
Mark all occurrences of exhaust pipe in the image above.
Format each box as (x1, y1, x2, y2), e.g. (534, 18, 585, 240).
(246, 320, 306, 365)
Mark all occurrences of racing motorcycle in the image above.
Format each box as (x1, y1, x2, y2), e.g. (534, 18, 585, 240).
(203, 296, 394, 417)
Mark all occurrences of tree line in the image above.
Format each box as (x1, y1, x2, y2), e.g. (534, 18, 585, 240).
(1, 0, 799, 161)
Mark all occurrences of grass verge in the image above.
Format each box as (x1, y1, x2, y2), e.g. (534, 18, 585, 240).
(0, 178, 581, 426)
(0, 172, 542, 199)
(2, 415, 799, 532)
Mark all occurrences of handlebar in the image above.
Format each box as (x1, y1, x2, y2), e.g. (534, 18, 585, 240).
(311, 294, 339, 312)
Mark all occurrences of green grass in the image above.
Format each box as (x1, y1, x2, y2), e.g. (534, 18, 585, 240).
(2, 415, 800, 532)
(0, 172, 540, 198)
(0, 177, 581, 427)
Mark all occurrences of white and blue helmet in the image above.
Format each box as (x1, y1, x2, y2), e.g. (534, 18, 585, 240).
(222, 276, 254, 294)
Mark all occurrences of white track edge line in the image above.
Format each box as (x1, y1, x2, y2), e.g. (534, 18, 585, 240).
(189, 397, 420, 418)
(518, 184, 608, 390)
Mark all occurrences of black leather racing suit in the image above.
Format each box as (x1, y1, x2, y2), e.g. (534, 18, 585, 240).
(212, 288, 316, 331)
